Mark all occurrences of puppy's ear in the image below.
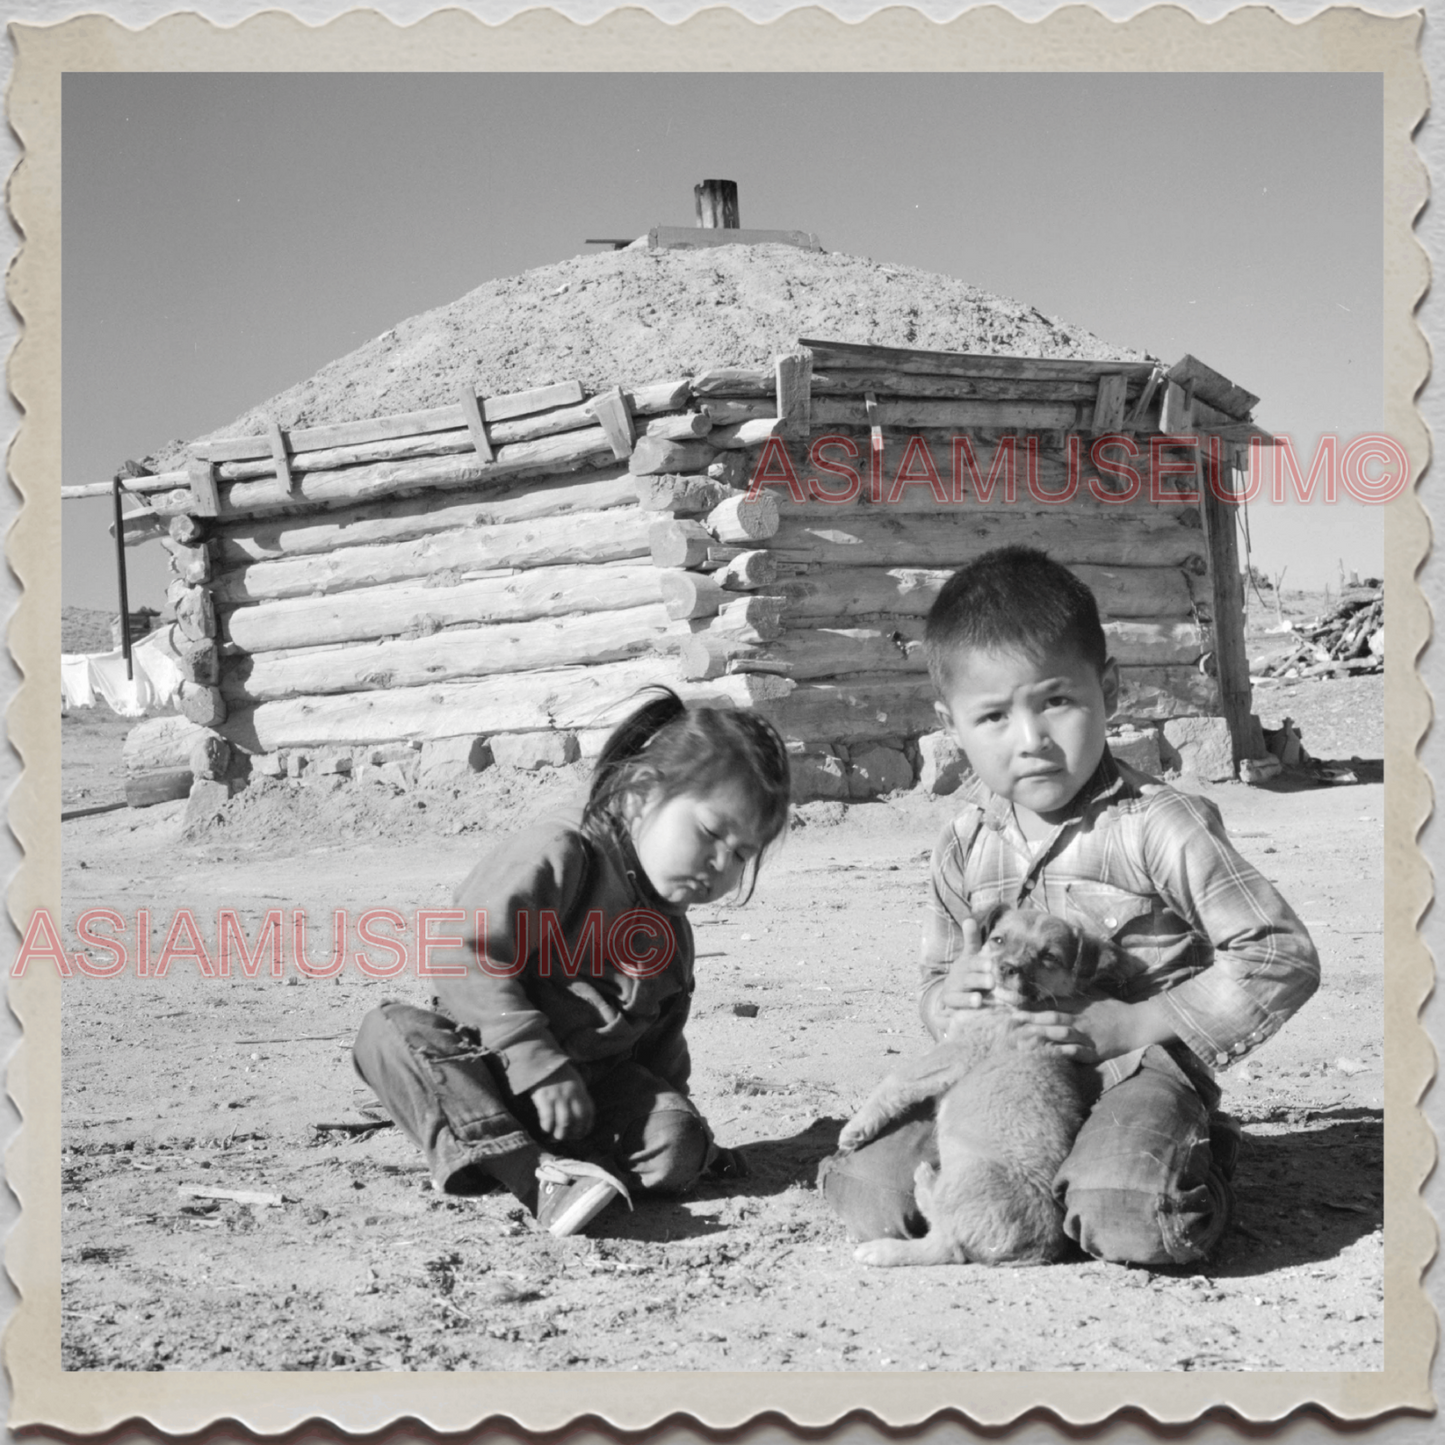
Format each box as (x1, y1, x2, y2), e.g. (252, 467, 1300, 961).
(1076, 934, 1133, 994)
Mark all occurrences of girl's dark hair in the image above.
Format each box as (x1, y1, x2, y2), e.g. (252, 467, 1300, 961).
(585, 688, 792, 899)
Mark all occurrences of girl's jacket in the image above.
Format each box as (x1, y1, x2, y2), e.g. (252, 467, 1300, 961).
(429, 811, 695, 1095)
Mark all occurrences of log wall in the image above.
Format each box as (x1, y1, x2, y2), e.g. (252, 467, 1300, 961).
(134, 342, 1253, 786)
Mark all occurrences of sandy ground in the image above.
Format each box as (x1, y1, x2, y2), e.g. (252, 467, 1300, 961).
(57, 654, 1384, 1373)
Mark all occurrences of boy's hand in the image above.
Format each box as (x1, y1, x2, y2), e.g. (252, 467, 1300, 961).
(939, 918, 996, 1012)
(1006, 996, 1177, 1064)
(529, 1064, 595, 1142)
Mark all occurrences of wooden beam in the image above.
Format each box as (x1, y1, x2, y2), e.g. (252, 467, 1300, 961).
(218, 663, 795, 752)
(222, 562, 664, 653)
(695, 179, 740, 229)
(1167, 354, 1259, 421)
(798, 338, 1155, 384)
(580, 387, 631, 462)
(1091, 373, 1128, 432)
(776, 350, 813, 439)
(186, 453, 220, 517)
(202, 380, 586, 462)
(456, 385, 494, 462)
(266, 419, 295, 494)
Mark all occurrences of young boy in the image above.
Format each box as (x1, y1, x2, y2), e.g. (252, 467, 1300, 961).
(820, 545, 1320, 1265)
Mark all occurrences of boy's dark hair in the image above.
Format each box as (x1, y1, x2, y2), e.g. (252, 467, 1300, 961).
(585, 688, 791, 900)
(924, 546, 1108, 691)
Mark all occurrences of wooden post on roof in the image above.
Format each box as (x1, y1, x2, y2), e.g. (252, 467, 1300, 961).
(266, 419, 295, 494)
(776, 350, 813, 439)
(186, 452, 220, 517)
(695, 180, 740, 229)
(457, 384, 494, 463)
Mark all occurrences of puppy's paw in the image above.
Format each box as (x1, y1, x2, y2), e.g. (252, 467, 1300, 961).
(854, 1239, 896, 1267)
(836, 1120, 869, 1153)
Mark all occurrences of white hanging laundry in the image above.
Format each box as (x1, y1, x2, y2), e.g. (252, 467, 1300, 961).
(88, 647, 155, 718)
(131, 629, 185, 709)
(60, 654, 96, 709)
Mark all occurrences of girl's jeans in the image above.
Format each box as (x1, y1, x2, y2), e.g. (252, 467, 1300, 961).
(353, 1001, 710, 1197)
(818, 1044, 1235, 1266)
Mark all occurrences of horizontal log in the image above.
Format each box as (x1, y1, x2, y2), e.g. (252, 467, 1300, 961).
(219, 662, 795, 751)
(63, 474, 183, 501)
(767, 511, 1207, 571)
(709, 419, 782, 450)
(754, 674, 940, 745)
(659, 569, 728, 621)
(637, 411, 713, 441)
(113, 508, 166, 548)
(799, 338, 1154, 385)
(686, 622, 928, 682)
(718, 551, 778, 590)
(179, 682, 227, 727)
(706, 493, 779, 544)
(694, 366, 1140, 404)
(650, 519, 713, 569)
(221, 604, 677, 704)
(777, 611, 1201, 667)
(626, 378, 693, 415)
(122, 715, 219, 773)
(214, 507, 652, 605)
(177, 636, 220, 685)
(711, 595, 785, 639)
(706, 396, 1089, 431)
(212, 470, 637, 566)
(153, 427, 617, 521)
(629, 436, 718, 476)
(216, 402, 613, 484)
(773, 563, 1197, 623)
(169, 513, 207, 545)
(223, 562, 664, 653)
(203, 380, 588, 463)
(634, 474, 732, 515)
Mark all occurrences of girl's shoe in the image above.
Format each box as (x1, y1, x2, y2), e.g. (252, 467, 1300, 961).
(535, 1158, 632, 1237)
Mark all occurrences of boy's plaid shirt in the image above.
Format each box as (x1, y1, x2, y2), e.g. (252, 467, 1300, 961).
(920, 750, 1321, 1089)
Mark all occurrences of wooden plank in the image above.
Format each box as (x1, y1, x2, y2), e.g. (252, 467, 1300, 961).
(1091, 373, 1129, 432)
(625, 378, 692, 415)
(1167, 355, 1259, 421)
(64, 473, 186, 501)
(633, 474, 731, 515)
(798, 338, 1155, 384)
(768, 510, 1208, 571)
(693, 368, 1124, 405)
(213, 470, 636, 565)
(203, 380, 587, 462)
(186, 454, 220, 518)
(212, 507, 652, 605)
(204, 427, 617, 521)
(1124, 366, 1165, 430)
(753, 674, 939, 745)
(456, 385, 494, 463)
(648, 226, 822, 252)
(267, 419, 295, 494)
(589, 386, 636, 459)
(638, 411, 710, 442)
(218, 663, 794, 752)
(629, 436, 716, 476)
(111, 508, 166, 548)
(1159, 381, 1193, 433)
(223, 562, 664, 653)
(221, 604, 677, 704)
(776, 350, 813, 439)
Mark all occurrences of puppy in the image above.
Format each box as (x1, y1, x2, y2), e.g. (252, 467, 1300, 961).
(839, 906, 1128, 1268)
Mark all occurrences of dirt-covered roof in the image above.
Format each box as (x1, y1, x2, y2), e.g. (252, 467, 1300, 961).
(151, 245, 1151, 470)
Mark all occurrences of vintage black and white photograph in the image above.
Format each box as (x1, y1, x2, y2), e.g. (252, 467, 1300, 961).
(52, 64, 1391, 1379)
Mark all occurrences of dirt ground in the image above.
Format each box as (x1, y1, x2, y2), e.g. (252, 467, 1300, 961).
(56, 595, 1385, 1374)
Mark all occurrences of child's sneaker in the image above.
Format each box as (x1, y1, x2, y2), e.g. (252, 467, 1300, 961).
(534, 1158, 632, 1237)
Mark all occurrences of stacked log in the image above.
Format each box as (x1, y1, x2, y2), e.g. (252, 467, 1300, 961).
(117, 342, 1237, 780)
(1252, 588, 1384, 679)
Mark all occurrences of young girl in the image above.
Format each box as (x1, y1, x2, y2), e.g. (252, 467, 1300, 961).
(353, 690, 791, 1237)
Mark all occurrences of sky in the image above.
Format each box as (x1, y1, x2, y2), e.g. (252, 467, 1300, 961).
(61, 71, 1385, 613)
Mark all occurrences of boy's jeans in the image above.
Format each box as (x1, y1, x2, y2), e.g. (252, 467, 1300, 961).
(819, 1044, 1234, 1266)
(353, 1001, 710, 1197)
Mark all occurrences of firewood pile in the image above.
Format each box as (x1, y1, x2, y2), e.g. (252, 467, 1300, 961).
(1253, 586, 1384, 679)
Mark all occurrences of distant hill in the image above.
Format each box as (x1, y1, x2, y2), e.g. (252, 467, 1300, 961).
(62, 606, 117, 654)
